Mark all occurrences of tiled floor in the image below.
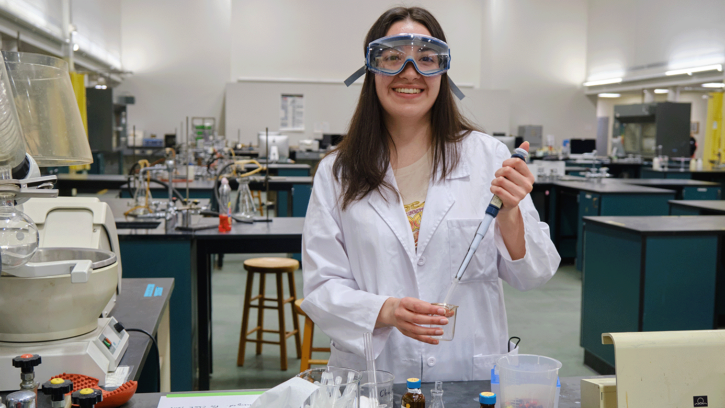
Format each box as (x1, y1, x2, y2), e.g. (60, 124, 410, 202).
(209, 256, 595, 390)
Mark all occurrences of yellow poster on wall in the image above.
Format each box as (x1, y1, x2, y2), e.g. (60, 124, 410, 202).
(69, 72, 90, 172)
(703, 92, 723, 169)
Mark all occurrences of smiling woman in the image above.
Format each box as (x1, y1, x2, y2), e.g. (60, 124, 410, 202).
(300, 6, 560, 384)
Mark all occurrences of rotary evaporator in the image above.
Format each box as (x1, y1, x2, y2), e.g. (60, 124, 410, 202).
(0, 51, 127, 391)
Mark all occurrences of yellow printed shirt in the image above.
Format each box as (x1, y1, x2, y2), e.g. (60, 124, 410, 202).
(393, 148, 433, 251)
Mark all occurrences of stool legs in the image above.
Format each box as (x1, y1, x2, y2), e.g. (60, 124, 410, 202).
(300, 316, 314, 372)
(236, 269, 255, 366)
(275, 273, 288, 370)
(287, 272, 302, 359)
(256, 273, 267, 355)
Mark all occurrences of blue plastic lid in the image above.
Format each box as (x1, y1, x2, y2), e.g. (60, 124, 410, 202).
(557, 377, 561, 387)
(480, 392, 496, 404)
(407, 378, 421, 388)
(490, 367, 499, 384)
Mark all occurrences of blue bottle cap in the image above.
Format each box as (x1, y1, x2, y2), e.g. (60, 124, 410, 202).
(480, 392, 496, 405)
(407, 378, 421, 388)
(490, 367, 499, 384)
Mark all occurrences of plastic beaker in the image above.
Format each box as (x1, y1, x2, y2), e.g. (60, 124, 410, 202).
(497, 354, 562, 408)
(296, 367, 361, 408)
(430, 303, 458, 341)
(360, 370, 394, 408)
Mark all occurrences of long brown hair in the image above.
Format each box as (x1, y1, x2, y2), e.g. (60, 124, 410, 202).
(332, 6, 480, 210)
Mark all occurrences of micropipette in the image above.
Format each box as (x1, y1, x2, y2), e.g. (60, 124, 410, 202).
(442, 147, 529, 305)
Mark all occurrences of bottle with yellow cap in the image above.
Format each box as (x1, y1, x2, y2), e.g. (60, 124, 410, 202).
(401, 378, 425, 408)
(480, 392, 496, 408)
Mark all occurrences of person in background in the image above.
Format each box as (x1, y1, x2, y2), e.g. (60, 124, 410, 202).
(301, 6, 560, 382)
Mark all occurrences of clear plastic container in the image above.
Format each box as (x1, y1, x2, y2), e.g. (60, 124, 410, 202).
(3, 51, 92, 166)
(497, 354, 562, 408)
(430, 303, 458, 341)
(296, 367, 361, 408)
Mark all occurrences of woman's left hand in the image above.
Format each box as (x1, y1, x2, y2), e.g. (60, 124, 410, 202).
(490, 141, 535, 213)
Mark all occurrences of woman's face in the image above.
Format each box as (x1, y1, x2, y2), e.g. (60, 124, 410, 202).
(375, 20, 441, 123)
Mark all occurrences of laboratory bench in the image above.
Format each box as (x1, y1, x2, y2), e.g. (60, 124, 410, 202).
(102, 197, 305, 391)
(117, 176, 313, 217)
(547, 180, 676, 270)
(617, 178, 721, 200)
(640, 167, 725, 193)
(580, 215, 725, 374)
(669, 199, 725, 215)
(117, 376, 596, 408)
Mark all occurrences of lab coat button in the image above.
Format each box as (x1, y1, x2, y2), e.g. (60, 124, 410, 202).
(427, 356, 436, 366)
(418, 256, 426, 266)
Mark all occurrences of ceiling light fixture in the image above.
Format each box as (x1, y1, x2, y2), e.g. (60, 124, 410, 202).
(701, 82, 725, 88)
(654, 89, 669, 94)
(665, 64, 722, 76)
(583, 77, 623, 86)
(598, 93, 621, 98)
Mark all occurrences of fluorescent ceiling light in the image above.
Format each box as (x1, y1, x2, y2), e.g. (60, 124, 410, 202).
(598, 93, 621, 98)
(665, 64, 722, 76)
(654, 89, 669, 94)
(701, 82, 725, 88)
(583, 77, 622, 86)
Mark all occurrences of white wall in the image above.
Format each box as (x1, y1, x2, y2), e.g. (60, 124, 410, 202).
(225, 82, 511, 146)
(587, 0, 725, 81)
(230, 0, 482, 87)
(73, 0, 122, 68)
(480, 0, 596, 146)
(116, 0, 231, 139)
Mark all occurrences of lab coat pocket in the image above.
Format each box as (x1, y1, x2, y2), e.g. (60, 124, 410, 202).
(447, 219, 497, 282)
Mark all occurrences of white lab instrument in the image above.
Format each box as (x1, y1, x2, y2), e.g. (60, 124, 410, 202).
(258, 134, 290, 161)
(0, 52, 127, 391)
(580, 378, 616, 408)
(598, 330, 725, 408)
(528, 161, 565, 183)
(298, 139, 320, 151)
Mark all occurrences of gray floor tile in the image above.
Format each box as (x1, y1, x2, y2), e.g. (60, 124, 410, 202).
(210, 257, 594, 390)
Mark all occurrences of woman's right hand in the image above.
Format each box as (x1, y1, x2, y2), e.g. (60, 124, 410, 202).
(375, 297, 450, 345)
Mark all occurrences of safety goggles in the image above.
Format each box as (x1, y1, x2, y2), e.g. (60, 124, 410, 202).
(344, 33, 465, 99)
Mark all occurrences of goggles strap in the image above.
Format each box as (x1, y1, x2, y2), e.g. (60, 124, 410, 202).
(448, 76, 465, 100)
(344, 65, 367, 87)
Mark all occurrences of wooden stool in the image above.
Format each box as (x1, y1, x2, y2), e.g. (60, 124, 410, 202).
(251, 190, 264, 216)
(294, 298, 331, 372)
(237, 258, 302, 371)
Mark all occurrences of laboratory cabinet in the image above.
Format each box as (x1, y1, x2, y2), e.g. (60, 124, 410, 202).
(547, 180, 675, 269)
(580, 216, 725, 374)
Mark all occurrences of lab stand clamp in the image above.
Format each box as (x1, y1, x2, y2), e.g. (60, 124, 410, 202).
(0, 175, 58, 200)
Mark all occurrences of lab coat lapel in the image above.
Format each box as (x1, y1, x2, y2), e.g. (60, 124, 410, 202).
(367, 167, 416, 262)
(416, 160, 470, 256)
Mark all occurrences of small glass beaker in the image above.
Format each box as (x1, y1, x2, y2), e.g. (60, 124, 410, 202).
(430, 303, 458, 341)
(296, 367, 361, 408)
(360, 370, 394, 408)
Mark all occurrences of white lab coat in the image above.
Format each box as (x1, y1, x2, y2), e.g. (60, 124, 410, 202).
(301, 131, 560, 382)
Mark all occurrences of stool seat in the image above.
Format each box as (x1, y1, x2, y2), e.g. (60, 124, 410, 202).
(294, 298, 331, 372)
(244, 258, 299, 273)
(237, 257, 301, 371)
